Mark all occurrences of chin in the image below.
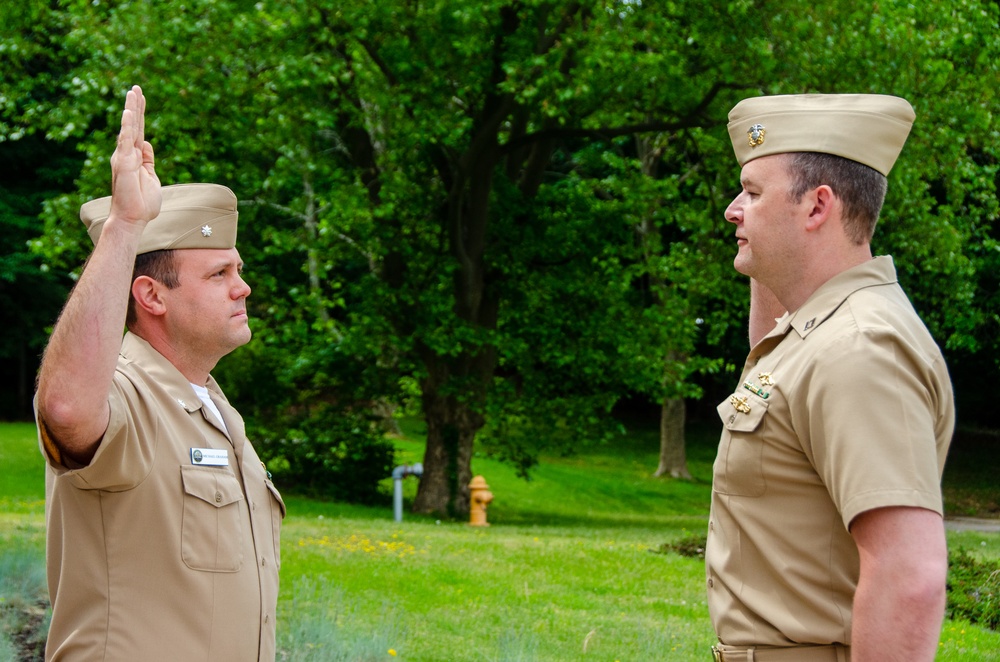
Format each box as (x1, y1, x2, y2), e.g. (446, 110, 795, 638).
(733, 257, 753, 277)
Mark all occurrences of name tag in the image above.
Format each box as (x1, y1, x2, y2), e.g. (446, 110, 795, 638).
(190, 448, 229, 466)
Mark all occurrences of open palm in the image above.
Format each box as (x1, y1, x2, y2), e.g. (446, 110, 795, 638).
(108, 85, 162, 225)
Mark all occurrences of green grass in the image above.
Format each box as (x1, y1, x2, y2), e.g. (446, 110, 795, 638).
(2, 420, 999, 660)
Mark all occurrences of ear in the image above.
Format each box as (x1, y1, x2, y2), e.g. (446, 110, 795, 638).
(131, 275, 168, 318)
(803, 184, 836, 232)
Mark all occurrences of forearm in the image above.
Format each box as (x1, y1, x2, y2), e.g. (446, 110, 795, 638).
(850, 507, 948, 661)
(36, 219, 145, 457)
(37, 86, 160, 461)
(851, 568, 945, 660)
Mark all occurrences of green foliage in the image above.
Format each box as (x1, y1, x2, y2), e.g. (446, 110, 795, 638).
(256, 404, 396, 505)
(214, 333, 401, 504)
(0, 134, 81, 420)
(948, 548, 1000, 631)
(2, 0, 999, 502)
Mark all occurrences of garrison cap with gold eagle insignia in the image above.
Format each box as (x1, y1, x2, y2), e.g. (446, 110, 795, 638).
(726, 93, 916, 176)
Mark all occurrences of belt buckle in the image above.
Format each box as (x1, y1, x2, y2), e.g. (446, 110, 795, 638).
(712, 646, 724, 662)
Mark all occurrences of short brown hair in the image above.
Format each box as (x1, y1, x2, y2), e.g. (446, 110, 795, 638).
(126, 250, 179, 329)
(786, 152, 888, 244)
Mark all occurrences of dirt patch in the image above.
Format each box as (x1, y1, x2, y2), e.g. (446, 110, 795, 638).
(3, 600, 47, 662)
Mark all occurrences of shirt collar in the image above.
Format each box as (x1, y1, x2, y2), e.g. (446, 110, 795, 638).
(120, 332, 203, 413)
(759, 255, 899, 343)
(790, 255, 899, 338)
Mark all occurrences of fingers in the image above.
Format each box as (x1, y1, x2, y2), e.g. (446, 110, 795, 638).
(126, 86, 142, 148)
(141, 140, 156, 175)
(112, 86, 149, 165)
(107, 85, 161, 224)
(134, 85, 146, 142)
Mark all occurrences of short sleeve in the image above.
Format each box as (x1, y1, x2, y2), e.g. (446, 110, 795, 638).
(803, 329, 946, 527)
(59, 372, 157, 492)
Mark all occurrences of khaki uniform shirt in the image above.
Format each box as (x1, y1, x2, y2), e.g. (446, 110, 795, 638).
(38, 332, 285, 662)
(706, 256, 954, 647)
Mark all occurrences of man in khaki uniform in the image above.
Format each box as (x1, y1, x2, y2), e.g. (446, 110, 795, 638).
(706, 94, 954, 662)
(35, 86, 285, 661)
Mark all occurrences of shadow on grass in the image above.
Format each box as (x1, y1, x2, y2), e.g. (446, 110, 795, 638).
(488, 509, 710, 531)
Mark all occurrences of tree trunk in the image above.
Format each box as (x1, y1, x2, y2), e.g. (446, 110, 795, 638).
(635, 135, 693, 481)
(413, 363, 485, 518)
(654, 396, 692, 479)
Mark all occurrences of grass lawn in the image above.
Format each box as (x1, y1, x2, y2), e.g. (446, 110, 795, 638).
(1, 419, 999, 661)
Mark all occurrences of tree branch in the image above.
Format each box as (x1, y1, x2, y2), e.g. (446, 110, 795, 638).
(502, 80, 748, 153)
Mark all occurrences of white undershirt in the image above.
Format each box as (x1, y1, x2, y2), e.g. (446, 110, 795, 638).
(190, 382, 229, 435)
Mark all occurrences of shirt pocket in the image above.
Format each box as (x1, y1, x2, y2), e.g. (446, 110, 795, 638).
(714, 392, 769, 497)
(180, 465, 245, 572)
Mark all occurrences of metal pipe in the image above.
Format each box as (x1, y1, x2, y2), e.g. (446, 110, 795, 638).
(391, 463, 423, 522)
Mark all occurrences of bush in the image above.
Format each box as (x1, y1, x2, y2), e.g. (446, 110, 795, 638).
(259, 404, 396, 505)
(947, 548, 1000, 631)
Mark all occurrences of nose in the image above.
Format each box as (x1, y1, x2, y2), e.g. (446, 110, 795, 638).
(725, 192, 744, 225)
(233, 274, 251, 299)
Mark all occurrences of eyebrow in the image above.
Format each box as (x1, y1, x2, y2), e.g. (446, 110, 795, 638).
(207, 260, 244, 274)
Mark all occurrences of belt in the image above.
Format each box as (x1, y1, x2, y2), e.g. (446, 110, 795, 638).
(711, 643, 849, 661)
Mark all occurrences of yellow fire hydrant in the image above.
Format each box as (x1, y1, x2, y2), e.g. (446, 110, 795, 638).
(468, 475, 493, 527)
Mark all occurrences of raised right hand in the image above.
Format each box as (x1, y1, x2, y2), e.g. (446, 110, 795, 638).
(108, 85, 162, 226)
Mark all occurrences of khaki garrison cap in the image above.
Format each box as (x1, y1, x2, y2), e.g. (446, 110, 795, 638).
(81, 183, 238, 254)
(727, 94, 916, 176)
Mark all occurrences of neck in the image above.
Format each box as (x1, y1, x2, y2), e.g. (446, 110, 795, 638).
(771, 243, 872, 313)
(130, 323, 217, 385)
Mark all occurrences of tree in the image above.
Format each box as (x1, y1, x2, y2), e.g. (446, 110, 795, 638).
(0, 2, 89, 420)
(6, 0, 999, 515)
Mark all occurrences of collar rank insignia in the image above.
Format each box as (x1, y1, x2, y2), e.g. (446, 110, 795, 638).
(748, 123, 766, 148)
(201, 225, 213, 237)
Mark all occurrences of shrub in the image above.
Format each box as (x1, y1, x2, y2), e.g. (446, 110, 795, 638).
(260, 404, 396, 505)
(947, 548, 1000, 631)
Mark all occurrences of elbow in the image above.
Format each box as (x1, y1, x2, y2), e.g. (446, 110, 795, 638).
(36, 386, 81, 432)
(35, 384, 107, 463)
(895, 551, 948, 617)
(915, 555, 949, 606)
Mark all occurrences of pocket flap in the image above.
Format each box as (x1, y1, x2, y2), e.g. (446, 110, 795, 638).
(716, 392, 768, 433)
(181, 466, 244, 508)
